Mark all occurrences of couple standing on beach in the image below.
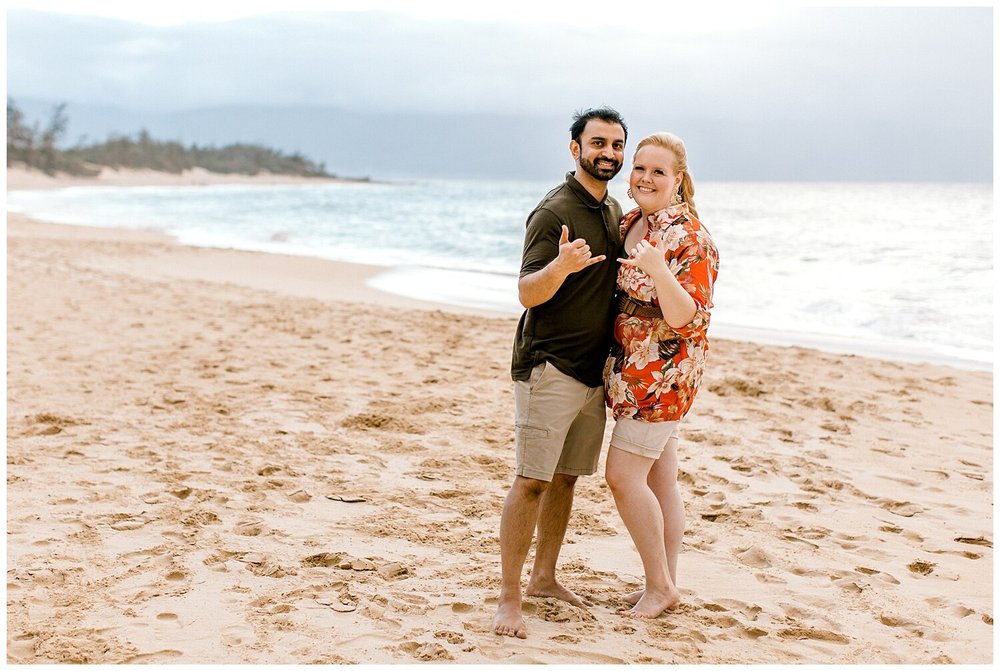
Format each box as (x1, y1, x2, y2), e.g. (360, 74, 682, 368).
(493, 107, 720, 639)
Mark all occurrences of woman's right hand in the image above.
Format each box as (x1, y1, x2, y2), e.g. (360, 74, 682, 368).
(619, 239, 668, 279)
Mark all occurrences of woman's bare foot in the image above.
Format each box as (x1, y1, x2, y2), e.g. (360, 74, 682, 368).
(618, 586, 680, 619)
(525, 578, 587, 607)
(623, 589, 643, 606)
(492, 599, 528, 638)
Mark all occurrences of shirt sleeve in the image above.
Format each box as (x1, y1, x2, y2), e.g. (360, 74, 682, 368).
(667, 229, 720, 340)
(519, 207, 563, 278)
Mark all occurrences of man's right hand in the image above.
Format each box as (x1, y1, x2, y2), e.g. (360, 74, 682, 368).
(517, 225, 606, 308)
(554, 225, 606, 275)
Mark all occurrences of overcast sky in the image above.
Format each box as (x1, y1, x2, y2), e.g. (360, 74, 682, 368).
(5, 2, 994, 180)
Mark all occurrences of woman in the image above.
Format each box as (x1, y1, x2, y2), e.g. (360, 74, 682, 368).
(603, 132, 719, 619)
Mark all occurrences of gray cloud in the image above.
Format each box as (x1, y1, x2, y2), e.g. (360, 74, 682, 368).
(7, 7, 992, 180)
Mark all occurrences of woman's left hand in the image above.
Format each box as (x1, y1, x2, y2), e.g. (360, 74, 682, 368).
(619, 239, 669, 278)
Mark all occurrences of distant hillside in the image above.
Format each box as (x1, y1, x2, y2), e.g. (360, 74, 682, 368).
(9, 98, 993, 182)
(7, 99, 334, 178)
(10, 98, 574, 181)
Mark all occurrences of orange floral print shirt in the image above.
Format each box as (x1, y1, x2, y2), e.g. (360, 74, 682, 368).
(604, 205, 720, 423)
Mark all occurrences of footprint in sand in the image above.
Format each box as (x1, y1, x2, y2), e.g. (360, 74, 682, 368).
(831, 531, 869, 550)
(782, 534, 820, 550)
(878, 500, 924, 518)
(107, 513, 153, 531)
(735, 546, 772, 569)
(399, 641, 455, 661)
(389, 590, 426, 606)
(879, 614, 926, 636)
(220, 625, 255, 647)
(180, 510, 222, 528)
(777, 627, 849, 644)
(702, 491, 727, 508)
(852, 566, 900, 585)
(525, 598, 597, 624)
(950, 605, 976, 618)
(233, 518, 266, 536)
(237, 552, 296, 578)
(123, 650, 184, 663)
(739, 626, 769, 639)
(377, 562, 411, 580)
(434, 630, 465, 644)
(907, 560, 936, 576)
(686, 533, 718, 551)
(315, 582, 358, 613)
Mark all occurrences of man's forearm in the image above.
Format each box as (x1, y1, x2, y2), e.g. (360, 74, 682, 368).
(518, 261, 571, 309)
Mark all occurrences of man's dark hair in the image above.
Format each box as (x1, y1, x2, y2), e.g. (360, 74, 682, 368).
(569, 107, 628, 145)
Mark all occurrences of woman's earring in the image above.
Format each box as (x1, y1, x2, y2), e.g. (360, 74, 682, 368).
(671, 188, 682, 205)
(627, 188, 634, 200)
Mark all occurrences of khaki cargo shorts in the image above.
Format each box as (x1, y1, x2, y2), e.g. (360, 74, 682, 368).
(513, 361, 606, 482)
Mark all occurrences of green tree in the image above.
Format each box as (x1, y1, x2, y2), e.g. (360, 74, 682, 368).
(7, 98, 36, 166)
(38, 103, 69, 174)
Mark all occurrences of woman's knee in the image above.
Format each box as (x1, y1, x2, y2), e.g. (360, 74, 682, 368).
(603, 466, 623, 494)
(605, 450, 647, 494)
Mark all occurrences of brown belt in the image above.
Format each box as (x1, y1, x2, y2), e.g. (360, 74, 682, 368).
(617, 293, 662, 319)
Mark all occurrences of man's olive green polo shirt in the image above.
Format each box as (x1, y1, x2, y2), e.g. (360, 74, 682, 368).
(511, 172, 624, 388)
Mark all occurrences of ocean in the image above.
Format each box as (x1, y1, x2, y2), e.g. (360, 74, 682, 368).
(7, 179, 992, 370)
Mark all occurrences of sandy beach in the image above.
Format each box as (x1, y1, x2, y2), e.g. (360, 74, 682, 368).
(5, 173, 994, 663)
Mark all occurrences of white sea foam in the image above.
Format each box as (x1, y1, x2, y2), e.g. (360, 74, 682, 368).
(367, 266, 521, 314)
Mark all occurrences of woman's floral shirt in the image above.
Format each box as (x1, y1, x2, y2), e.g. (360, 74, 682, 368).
(604, 204, 720, 423)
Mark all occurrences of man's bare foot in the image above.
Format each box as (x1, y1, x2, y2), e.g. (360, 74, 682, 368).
(492, 600, 528, 638)
(623, 589, 643, 606)
(619, 586, 680, 619)
(525, 578, 587, 607)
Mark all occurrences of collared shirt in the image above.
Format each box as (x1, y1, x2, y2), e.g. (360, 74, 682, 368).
(511, 172, 623, 388)
(605, 206, 720, 422)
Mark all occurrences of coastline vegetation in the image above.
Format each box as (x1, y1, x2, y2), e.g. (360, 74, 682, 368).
(6, 99, 335, 178)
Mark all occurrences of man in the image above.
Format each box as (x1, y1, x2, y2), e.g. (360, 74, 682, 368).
(493, 107, 627, 639)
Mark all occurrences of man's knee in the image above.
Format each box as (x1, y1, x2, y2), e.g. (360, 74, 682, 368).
(550, 473, 578, 490)
(512, 475, 549, 499)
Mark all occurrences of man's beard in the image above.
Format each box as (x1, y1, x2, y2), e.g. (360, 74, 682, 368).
(580, 155, 621, 181)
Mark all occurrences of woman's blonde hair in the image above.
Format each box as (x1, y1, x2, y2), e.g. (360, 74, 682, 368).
(634, 132, 698, 219)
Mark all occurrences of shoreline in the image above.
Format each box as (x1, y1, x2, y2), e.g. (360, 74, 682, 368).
(4, 211, 991, 372)
(5, 164, 370, 191)
(12, 211, 991, 372)
(4, 214, 512, 320)
(6, 207, 993, 663)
